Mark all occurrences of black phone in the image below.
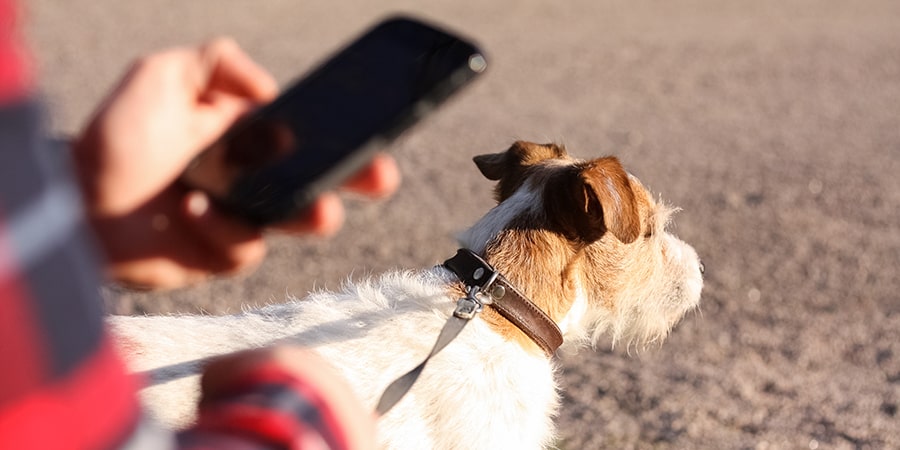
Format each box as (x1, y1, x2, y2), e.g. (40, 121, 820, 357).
(180, 15, 487, 225)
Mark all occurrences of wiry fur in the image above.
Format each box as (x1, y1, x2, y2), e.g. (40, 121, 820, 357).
(109, 141, 703, 449)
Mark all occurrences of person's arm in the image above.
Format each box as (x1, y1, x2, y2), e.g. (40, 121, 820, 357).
(1, 3, 142, 445)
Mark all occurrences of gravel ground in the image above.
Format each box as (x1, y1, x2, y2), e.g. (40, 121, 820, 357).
(27, 0, 900, 448)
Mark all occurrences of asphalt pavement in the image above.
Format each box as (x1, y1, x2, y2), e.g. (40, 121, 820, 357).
(27, 1, 900, 448)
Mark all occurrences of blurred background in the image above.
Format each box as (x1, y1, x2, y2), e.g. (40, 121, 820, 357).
(27, 0, 899, 448)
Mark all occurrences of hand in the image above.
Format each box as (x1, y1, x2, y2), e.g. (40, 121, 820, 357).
(74, 38, 400, 289)
(198, 346, 375, 450)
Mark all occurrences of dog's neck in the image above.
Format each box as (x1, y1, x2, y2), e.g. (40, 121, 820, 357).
(488, 231, 583, 353)
(443, 248, 563, 356)
(456, 219, 586, 356)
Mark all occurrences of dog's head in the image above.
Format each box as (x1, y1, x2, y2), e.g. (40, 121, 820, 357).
(459, 141, 703, 351)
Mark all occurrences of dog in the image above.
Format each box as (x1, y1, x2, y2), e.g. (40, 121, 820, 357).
(108, 141, 704, 449)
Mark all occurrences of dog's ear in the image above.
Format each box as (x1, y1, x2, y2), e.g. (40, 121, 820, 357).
(473, 152, 507, 180)
(474, 141, 568, 181)
(551, 157, 641, 244)
(580, 157, 641, 243)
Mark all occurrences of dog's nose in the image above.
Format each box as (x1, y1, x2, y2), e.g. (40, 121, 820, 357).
(699, 259, 706, 275)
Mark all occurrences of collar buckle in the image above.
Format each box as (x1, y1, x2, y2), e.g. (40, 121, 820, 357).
(443, 248, 564, 357)
(454, 286, 484, 320)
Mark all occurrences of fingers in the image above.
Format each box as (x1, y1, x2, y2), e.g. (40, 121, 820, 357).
(341, 153, 401, 198)
(189, 38, 279, 149)
(272, 155, 399, 235)
(180, 151, 390, 264)
(107, 259, 214, 291)
(273, 192, 346, 236)
(198, 37, 279, 102)
(182, 191, 267, 273)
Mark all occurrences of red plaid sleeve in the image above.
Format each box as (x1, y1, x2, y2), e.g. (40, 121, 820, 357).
(0, 102, 145, 448)
(181, 362, 356, 450)
(0, 0, 32, 102)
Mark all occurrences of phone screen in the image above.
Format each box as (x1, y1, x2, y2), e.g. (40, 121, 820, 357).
(182, 17, 486, 224)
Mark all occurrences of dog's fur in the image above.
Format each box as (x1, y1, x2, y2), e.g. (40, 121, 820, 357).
(109, 141, 703, 449)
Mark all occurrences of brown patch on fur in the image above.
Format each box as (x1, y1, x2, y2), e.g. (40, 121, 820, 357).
(579, 159, 641, 243)
(474, 141, 569, 201)
(474, 142, 640, 244)
(466, 142, 657, 354)
(578, 177, 673, 315)
(543, 159, 641, 245)
(480, 227, 581, 354)
(448, 225, 579, 356)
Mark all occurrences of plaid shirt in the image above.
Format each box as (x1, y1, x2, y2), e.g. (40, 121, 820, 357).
(1, 2, 350, 448)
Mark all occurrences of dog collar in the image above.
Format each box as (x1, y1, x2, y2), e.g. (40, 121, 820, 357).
(374, 248, 564, 416)
(442, 248, 564, 357)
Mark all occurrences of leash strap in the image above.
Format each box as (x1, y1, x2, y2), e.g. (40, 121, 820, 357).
(374, 314, 470, 415)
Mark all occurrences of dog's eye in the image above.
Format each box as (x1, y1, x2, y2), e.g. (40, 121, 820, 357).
(644, 230, 653, 239)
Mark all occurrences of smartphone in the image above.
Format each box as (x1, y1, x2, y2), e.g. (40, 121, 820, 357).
(180, 15, 487, 225)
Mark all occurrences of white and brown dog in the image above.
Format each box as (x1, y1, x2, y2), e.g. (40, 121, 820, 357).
(109, 141, 703, 449)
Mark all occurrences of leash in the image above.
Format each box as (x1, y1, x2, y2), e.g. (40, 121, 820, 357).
(375, 249, 563, 416)
(374, 284, 487, 415)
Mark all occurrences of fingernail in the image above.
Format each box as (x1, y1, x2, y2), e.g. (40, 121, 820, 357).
(187, 191, 210, 217)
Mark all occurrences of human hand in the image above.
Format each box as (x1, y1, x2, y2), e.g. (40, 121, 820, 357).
(74, 38, 400, 289)
(196, 346, 375, 450)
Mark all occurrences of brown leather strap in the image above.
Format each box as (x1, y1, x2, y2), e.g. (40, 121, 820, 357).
(443, 249, 563, 356)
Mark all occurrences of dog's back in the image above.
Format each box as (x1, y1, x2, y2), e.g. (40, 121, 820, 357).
(111, 268, 559, 449)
